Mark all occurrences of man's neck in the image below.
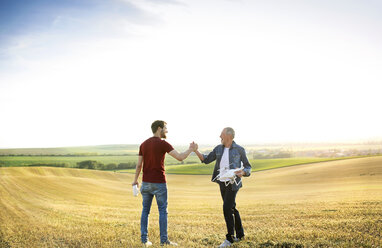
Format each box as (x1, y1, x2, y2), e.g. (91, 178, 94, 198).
(224, 141, 233, 148)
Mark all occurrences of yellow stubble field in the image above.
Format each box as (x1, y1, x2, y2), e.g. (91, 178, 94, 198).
(0, 157, 381, 247)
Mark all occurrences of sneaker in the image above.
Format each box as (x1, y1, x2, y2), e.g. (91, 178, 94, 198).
(160, 240, 178, 246)
(142, 240, 152, 247)
(218, 239, 232, 248)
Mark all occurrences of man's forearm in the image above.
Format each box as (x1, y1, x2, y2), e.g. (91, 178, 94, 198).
(179, 148, 193, 161)
(132, 156, 143, 185)
(195, 150, 204, 161)
(133, 164, 142, 183)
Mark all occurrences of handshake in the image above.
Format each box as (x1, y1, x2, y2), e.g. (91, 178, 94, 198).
(186, 142, 205, 166)
(188, 142, 199, 152)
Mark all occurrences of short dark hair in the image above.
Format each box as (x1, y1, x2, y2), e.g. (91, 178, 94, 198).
(151, 120, 166, 133)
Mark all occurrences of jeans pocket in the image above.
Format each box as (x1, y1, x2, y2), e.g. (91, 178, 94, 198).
(140, 183, 149, 194)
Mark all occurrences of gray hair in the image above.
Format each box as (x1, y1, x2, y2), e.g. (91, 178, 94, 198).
(225, 127, 235, 139)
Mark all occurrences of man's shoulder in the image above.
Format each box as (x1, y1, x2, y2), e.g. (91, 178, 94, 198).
(212, 144, 223, 152)
(140, 137, 173, 153)
(140, 137, 159, 148)
(141, 137, 154, 145)
(232, 142, 245, 150)
(141, 137, 172, 145)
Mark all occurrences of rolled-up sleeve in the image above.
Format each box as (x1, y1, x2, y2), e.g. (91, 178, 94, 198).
(201, 147, 217, 164)
(240, 148, 252, 177)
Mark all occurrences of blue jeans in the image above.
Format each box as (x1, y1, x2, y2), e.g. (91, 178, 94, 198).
(140, 182, 168, 243)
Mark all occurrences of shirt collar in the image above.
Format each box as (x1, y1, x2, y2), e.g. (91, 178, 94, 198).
(231, 141, 238, 149)
(221, 141, 237, 150)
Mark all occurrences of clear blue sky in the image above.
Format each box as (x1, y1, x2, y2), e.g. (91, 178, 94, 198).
(0, 0, 381, 148)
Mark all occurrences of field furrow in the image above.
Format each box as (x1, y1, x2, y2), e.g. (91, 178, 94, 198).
(0, 157, 381, 247)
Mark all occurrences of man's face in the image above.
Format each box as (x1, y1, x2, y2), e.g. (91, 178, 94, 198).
(220, 128, 230, 146)
(160, 125, 168, 139)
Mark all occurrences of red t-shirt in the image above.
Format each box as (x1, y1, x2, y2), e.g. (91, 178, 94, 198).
(139, 137, 174, 183)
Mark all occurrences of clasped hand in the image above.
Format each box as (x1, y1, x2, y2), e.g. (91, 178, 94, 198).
(189, 141, 198, 152)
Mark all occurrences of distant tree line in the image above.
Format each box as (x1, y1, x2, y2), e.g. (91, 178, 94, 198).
(252, 151, 292, 159)
(28, 163, 69, 167)
(5, 161, 137, 170)
(76, 161, 136, 170)
(0, 154, 138, 157)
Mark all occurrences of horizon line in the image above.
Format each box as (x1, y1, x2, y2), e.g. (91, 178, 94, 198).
(1, 140, 382, 150)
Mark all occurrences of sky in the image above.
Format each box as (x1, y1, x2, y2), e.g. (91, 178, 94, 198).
(0, 0, 381, 148)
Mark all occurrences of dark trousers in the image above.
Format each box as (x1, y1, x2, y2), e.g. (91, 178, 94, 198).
(219, 182, 244, 243)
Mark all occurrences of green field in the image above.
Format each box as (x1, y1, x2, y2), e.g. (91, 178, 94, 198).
(121, 156, 369, 174)
(0, 154, 201, 167)
(0, 144, 212, 156)
(0, 157, 381, 247)
(0, 144, 141, 156)
(0, 155, 136, 167)
(1, 156, 374, 175)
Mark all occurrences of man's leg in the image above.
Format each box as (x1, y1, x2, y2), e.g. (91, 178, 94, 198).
(154, 183, 168, 244)
(219, 182, 238, 243)
(233, 205, 244, 239)
(141, 183, 154, 243)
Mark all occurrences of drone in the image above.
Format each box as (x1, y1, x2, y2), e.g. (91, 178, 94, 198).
(213, 165, 244, 186)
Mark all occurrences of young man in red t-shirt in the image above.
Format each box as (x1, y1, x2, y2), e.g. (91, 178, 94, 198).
(132, 120, 196, 247)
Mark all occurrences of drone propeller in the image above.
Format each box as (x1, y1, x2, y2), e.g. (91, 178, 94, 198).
(214, 165, 244, 186)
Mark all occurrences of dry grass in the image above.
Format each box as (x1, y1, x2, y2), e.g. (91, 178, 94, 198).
(0, 157, 381, 247)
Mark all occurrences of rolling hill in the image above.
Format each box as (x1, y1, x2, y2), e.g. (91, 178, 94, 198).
(0, 157, 381, 247)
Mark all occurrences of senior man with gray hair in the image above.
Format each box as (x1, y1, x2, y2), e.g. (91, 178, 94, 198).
(194, 127, 252, 248)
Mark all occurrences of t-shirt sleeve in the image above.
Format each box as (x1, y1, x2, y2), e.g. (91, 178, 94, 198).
(162, 140, 174, 153)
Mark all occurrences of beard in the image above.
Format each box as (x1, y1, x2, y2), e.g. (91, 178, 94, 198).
(160, 130, 167, 139)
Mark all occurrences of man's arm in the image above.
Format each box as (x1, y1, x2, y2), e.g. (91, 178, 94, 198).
(132, 155, 143, 187)
(195, 146, 217, 164)
(194, 149, 204, 162)
(235, 148, 252, 177)
(168, 142, 196, 161)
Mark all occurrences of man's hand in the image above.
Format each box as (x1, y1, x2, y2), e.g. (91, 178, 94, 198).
(132, 181, 139, 187)
(192, 142, 198, 152)
(235, 170, 245, 178)
(189, 141, 198, 151)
